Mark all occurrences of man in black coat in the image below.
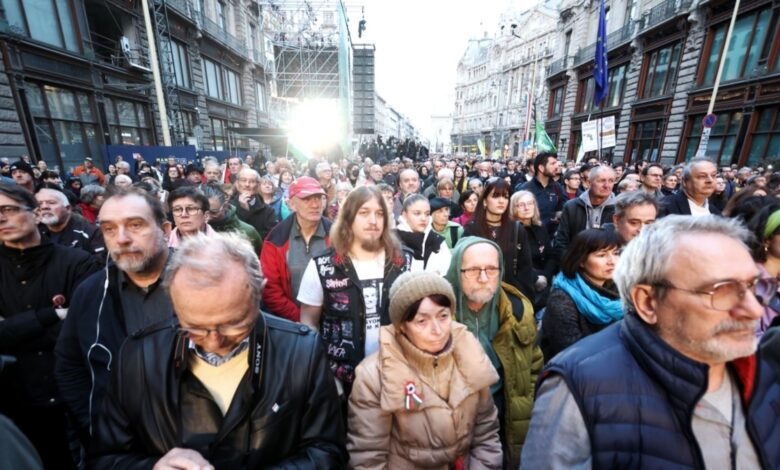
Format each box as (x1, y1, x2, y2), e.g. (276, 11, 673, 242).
(89, 232, 347, 468)
(661, 158, 721, 217)
(36, 187, 106, 262)
(553, 166, 617, 260)
(0, 184, 99, 469)
(55, 187, 174, 448)
(231, 168, 279, 242)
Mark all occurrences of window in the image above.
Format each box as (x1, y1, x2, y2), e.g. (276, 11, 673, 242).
(168, 39, 191, 88)
(210, 117, 227, 151)
(255, 81, 266, 113)
(628, 120, 664, 163)
(701, 7, 773, 85)
(578, 63, 628, 112)
(105, 97, 153, 147)
(26, 84, 101, 170)
(202, 57, 241, 105)
(216, 0, 227, 30)
(746, 108, 780, 165)
(682, 112, 743, 165)
(2, 0, 80, 52)
(641, 42, 682, 98)
(549, 86, 565, 118)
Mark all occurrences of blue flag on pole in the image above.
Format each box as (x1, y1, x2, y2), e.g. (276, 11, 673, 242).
(594, 0, 609, 107)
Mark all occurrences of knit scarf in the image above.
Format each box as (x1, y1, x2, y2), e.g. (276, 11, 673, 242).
(552, 273, 623, 325)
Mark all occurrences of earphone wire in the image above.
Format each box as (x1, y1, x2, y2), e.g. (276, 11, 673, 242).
(87, 252, 112, 436)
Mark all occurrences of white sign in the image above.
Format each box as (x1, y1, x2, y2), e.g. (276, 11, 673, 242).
(581, 117, 616, 153)
(601, 116, 616, 149)
(582, 120, 599, 152)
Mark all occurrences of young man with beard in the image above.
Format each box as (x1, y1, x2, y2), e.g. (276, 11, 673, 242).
(55, 187, 174, 449)
(524, 216, 780, 468)
(297, 186, 412, 396)
(0, 184, 99, 469)
(517, 152, 565, 235)
(36, 187, 105, 261)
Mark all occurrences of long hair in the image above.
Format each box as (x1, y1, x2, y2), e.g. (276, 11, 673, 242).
(330, 185, 400, 262)
(472, 178, 512, 237)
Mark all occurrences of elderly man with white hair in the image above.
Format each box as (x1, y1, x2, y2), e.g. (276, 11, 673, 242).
(36, 187, 105, 261)
(552, 165, 617, 260)
(523, 215, 780, 468)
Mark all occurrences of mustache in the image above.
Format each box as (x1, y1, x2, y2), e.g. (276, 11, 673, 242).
(713, 319, 757, 335)
(110, 248, 143, 257)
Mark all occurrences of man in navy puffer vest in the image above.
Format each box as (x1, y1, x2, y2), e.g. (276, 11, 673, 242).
(522, 215, 780, 469)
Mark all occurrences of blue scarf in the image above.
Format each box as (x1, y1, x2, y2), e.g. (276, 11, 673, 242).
(552, 273, 623, 325)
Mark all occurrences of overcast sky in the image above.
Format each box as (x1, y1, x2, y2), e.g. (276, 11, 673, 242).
(348, 0, 537, 138)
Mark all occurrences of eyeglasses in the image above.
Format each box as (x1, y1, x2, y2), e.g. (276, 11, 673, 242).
(460, 267, 501, 280)
(171, 206, 203, 216)
(177, 320, 256, 339)
(656, 278, 766, 311)
(0, 205, 31, 217)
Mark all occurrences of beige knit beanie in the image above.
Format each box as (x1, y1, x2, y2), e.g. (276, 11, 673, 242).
(389, 271, 457, 326)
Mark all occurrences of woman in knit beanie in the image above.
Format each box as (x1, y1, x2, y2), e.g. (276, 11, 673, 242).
(347, 271, 502, 469)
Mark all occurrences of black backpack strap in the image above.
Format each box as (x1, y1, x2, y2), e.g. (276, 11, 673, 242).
(449, 225, 459, 247)
(507, 290, 525, 322)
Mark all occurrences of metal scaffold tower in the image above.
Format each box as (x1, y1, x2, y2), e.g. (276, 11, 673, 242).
(151, 0, 185, 145)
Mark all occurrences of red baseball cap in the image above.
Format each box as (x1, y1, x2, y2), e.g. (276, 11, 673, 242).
(288, 176, 326, 199)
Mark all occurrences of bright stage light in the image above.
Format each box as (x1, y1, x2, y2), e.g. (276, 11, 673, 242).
(286, 99, 345, 158)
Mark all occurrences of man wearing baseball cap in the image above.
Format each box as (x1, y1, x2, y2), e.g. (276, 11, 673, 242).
(261, 176, 332, 321)
(72, 157, 105, 187)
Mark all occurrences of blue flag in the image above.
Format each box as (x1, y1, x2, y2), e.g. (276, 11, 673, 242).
(594, 0, 609, 107)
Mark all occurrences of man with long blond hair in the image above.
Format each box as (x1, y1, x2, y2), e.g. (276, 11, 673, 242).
(298, 186, 412, 396)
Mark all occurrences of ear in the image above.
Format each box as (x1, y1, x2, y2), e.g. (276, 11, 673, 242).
(631, 284, 658, 325)
(612, 213, 620, 225)
(161, 220, 173, 237)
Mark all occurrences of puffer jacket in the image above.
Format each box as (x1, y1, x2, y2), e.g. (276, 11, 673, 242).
(493, 282, 543, 467)
(347, 323, 502, 469)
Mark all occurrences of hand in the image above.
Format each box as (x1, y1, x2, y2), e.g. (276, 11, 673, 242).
(153, 448, 213, 470)
(535, 275, 548, 292)
(238, 192, 251, 209)
(133, 153, 143, 160)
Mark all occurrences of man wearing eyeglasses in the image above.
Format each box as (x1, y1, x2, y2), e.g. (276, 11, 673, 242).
(167, 186, 217, 249)
(444, 237, 542, 469)
(55, 187, 174, 451)
(0, 184, 99, 469)
(89, 232, 347, 469)
(523, 215, 780, 468)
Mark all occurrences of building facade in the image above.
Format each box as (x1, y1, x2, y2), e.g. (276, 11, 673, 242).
(451, 1, 559, 156)
(545, 0, 780, 166)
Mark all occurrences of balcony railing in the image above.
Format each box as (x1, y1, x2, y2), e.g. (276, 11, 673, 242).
(164, 0, 193, 19)
(547, 58, 567, 77)
(573, 22, 634, 66)
(200, 14, 248, 58)
(641, 0, 694, 32)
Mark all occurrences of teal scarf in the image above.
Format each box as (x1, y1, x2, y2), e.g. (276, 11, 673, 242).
(552, 273, 623, 325)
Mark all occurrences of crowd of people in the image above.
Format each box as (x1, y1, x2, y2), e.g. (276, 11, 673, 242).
(2, 148, 780, 469)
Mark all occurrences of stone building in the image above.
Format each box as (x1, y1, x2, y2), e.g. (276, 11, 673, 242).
(451, 1, 559, 156)
(545, 0, 780, 166)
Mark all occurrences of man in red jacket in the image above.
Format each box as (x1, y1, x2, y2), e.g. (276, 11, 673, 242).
(261, 177, 331, 321)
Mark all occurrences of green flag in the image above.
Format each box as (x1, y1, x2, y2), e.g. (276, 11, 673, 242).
(535, 121, 557, 153)
(477, 139, 486, 156)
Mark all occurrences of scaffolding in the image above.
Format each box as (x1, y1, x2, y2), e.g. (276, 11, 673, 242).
(258, 0, 358, 155)
(150, 0, 185, 146)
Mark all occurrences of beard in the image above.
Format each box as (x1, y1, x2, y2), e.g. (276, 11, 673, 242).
(466, 285, 498, 307)
(39, 213, 62, 225)
(360, 238, 382, 252)
(110, 230, 166, 274)
(661, 316, 758, 363)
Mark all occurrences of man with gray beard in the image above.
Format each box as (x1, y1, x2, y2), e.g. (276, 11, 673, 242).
(523, 215, 780, 468)
(36, 187, 105, 262)
(55, 187, 174, 450)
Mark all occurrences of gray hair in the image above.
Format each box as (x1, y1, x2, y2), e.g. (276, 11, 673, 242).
(37, 187, 70, 207)
(114, 174, 133, 186)
(613, 190, 659, 218)
(163, 231, 264, 303)
(80, 184, 105, 204)
(682, 157, 715, 181)
(238, 168, 260, 181)
(614, 215, 753, 312)
(201, 183, 227, 205)
(116, 161, 131, 171)
(437, 168, 454, 181)
(589, 165, 616, 182)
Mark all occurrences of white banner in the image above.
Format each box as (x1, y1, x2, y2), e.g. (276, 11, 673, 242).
(582, 120, 599, 152)
(582, 117, 616, 152)
(601, 116, 616, 149)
